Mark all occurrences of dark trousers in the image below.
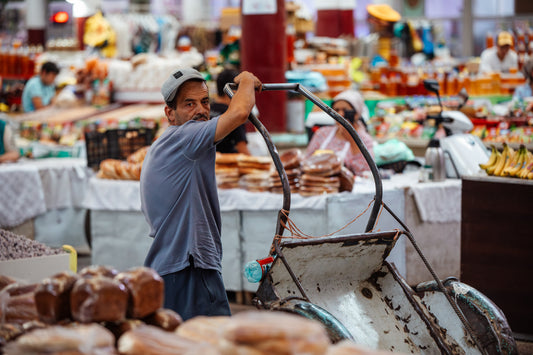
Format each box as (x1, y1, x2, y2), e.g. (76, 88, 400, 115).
(162, 259, 231, 321)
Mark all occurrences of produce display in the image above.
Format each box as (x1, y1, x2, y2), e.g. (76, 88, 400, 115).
(479, 143, 533, 179)
(0, 229, 65, 260)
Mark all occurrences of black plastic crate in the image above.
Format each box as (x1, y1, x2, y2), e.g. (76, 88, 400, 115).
(85, 128, 155, 170)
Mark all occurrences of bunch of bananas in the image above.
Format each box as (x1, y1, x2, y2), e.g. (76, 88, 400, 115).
(480, 143, 533, 179)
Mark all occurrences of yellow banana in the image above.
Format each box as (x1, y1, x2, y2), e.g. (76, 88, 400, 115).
(518, 152, 533, 179)
(503, 145, 526, 177)
(493, 144, 510, 176)
(486, 150, 502, 175)
(479, 145, 498, 170)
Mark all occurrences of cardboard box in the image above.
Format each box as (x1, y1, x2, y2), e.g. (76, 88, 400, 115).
(0, 253, 71, 283)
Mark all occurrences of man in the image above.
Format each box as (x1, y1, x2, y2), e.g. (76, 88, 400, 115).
(140, 68, 261, 320)
(479, 31, 518, 74)
(21, 61, 59, 112)
(0, 119, 20, 163)
(358, 4, 401, 64)
(210, 68, 250, 155)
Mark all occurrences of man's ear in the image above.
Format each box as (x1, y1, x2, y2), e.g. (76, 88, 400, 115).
(164, 106, 175, 125)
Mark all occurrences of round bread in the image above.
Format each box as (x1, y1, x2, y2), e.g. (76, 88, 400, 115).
(221, 311, 330, 355)
(338, 166, 355, 193)
(6, 323, 115, 353)
(300, 174, 340, 187)
(302, 153, 341, 175)
(216, 153, 245, 165)
(280, 148, 302, 170)
(118, 324, 200, 355)
(176, 316, 232, 345)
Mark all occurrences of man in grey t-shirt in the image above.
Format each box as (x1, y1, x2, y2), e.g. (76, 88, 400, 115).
(140, 68, 261, 320)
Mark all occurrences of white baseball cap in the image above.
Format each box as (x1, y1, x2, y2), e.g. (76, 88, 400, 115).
(161, 68, 205, 103)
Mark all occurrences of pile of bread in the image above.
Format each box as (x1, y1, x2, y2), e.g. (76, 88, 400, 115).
(299, 152, 354, 196)
(215, 150, 355, 196)
(215, 153, 272, 192)
(96, 146, 149, 181)
(0, 266, 400, 355)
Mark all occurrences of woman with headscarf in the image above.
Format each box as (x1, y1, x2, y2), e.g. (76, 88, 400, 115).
(305, 90, 374, 176)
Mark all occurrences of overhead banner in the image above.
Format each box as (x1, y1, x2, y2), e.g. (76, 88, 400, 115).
(242, 0, 277, 15)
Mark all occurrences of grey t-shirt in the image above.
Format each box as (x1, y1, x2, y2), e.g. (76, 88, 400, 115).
(141, 117, 222, 276)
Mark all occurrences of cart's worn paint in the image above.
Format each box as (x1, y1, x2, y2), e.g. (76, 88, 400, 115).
(224, 83, 518, 355)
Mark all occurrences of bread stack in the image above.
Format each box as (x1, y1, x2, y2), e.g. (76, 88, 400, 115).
(299, 153, 342, 196)
(215, 153, 242, 189)
(96, 146, 150, 181)
(1, 265, 183, 354)
(237, 155, 272, 175)
(239, 172, 271, 192)
(269, 148, 302, 194)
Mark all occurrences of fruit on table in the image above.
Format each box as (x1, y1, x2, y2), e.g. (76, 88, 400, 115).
(480, 143, 533, 179)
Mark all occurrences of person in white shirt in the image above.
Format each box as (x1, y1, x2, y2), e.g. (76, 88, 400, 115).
(479, 31, 518, 74)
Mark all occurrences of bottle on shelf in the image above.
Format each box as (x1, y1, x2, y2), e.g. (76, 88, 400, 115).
(243, 256, 274, 283)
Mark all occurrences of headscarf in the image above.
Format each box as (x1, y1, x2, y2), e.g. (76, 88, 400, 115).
(333, 89, 370, 130)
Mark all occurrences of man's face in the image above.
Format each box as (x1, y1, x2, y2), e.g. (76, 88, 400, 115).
(497, 44, 510, 59)
(166, 80, 210, 126)
(41, 72, 57, 86)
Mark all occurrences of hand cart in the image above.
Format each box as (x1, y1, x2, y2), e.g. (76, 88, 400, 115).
(225, 83, 517, 355)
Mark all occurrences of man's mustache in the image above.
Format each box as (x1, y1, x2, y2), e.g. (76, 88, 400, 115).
(193, 114, 209, 121)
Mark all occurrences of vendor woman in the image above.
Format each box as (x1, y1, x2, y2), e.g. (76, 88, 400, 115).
(0, 119, 20, 163)
(305, 90, 374, 176)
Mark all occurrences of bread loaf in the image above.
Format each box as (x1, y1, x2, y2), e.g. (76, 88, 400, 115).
(70, 276, 128, 323)
(115, 267, 164, 319)
(0, 275, 16, 291)
(143, 308, 182, 331)
(0, 323, 23, 349)
(1, 291, 39, 325)
(176, 316, 231, 345)
(35, 271, 80, 323)
(127, 146, 149, 164)
(3, 323, 116, 355)
(118, 325, 203, 355)
(221, 311, 330, 355)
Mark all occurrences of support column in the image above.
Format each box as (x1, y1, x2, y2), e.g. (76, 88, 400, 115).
(315, 0, 355, 38)
(26, 0, 47, 47)
(240, 0, 287, 133)
(461, 0, 473, 57)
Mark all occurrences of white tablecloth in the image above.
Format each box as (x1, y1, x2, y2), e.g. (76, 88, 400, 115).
(0, 164, 46, 228)
(0, 158, 93, 245)
(410, 179, 462, 223)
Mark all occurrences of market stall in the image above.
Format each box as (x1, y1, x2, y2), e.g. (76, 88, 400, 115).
(81, 170, 463, 291)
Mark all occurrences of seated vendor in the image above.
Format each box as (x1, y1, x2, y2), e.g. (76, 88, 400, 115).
(21, 61, 59, 112)
(0, 119, 20, 163)
(305, 90, 374, 176)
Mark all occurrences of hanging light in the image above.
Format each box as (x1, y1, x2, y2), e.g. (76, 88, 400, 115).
(52, 11, 70, 24)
